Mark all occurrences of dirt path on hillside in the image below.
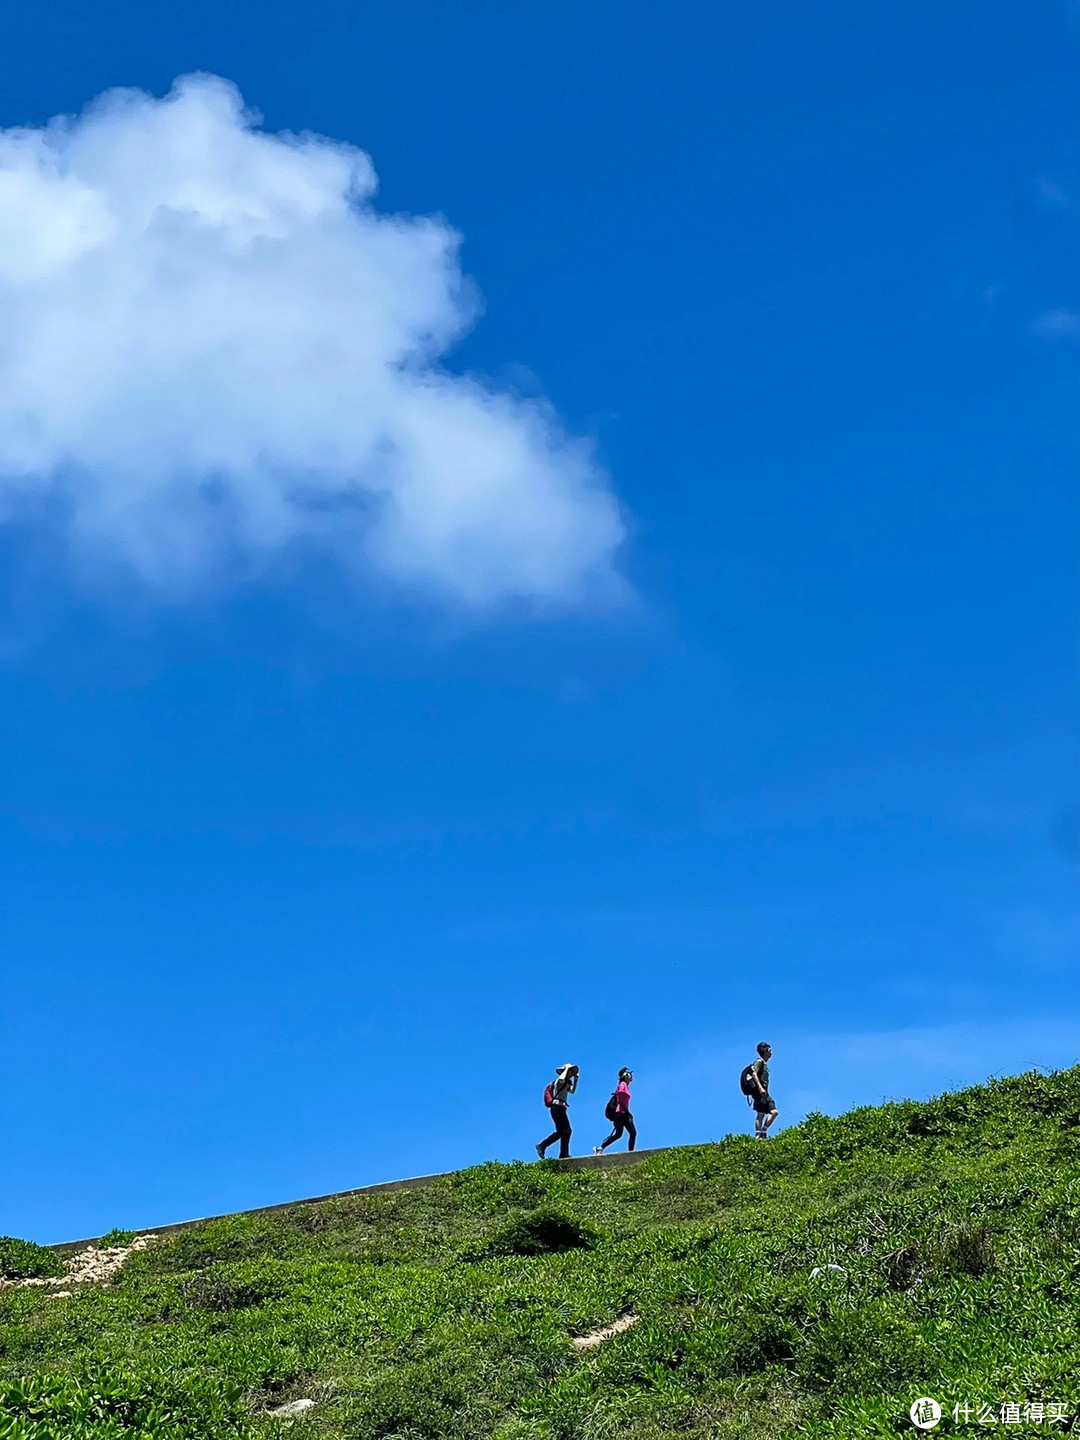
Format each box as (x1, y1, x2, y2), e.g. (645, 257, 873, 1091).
(572, 1313, 639, 1352)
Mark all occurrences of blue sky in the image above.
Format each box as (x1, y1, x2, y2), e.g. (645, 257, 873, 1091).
(0, 0, 1077, 1243)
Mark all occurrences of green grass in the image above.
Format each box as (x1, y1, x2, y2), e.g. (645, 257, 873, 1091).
(0, 1239, 64, 1282)
(3, 1067, 1080, 1438)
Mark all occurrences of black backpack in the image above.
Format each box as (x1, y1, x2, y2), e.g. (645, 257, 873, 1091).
(604, 1091, 620, 1123)
(739, 1064, 757, 1103)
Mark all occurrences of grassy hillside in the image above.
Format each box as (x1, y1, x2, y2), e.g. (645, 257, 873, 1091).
(4, 1066, 1080, 1439)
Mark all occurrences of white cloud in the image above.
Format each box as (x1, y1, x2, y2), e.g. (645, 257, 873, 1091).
(0, 75, 626, 608)
(1033, 309, 1080, 340)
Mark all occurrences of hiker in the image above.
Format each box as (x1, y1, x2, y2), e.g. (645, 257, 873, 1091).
(741, 1041, 779, 1138)
(594, 1067, 636, 1153)
(536, 1063, 578, 1159)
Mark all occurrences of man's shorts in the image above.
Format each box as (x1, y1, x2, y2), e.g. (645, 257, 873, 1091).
(753, 1093, 777, 1114)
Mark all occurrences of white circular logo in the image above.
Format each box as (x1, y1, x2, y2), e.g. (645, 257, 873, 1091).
(910, 1398, 942, 1430)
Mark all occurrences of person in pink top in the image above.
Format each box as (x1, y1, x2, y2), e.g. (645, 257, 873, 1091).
(594, 1068, 636, 1153)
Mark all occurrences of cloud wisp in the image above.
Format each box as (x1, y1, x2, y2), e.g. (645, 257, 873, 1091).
(1033, 309, 1080, 340)
(0, 75, 626, 610)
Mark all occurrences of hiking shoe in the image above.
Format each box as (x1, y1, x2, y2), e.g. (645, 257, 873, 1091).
(592, 1146, 602, 1155)
(535, 1144, 545, 1159)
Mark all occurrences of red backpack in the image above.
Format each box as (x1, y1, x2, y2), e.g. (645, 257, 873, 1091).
(543, 1081, 555, 1108)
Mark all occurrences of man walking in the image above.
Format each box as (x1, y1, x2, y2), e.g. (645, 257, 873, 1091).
(537, 1063, 578, 1159)
(748, 1041, 778, 1138)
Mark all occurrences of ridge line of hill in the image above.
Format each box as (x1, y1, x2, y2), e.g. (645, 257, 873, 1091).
(51, 1143, 675, 1251)
(12, 1067, 1080, 1439)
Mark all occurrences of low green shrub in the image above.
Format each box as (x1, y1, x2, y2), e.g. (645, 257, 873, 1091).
(934, 1221, 997, 1277)
(450, 1161, 597, 1216)
(726, 1310, 801, 1372)
(98, 1229, 137, 1247)
(800, 1304, 932, 1396)
(483, 1209, 599, 1258)
(0, 1368, 251, 1440)
(130, 1215, 283, 1275)
(177, 1258, 295, 1312)
(0, 1238, 64, 1281)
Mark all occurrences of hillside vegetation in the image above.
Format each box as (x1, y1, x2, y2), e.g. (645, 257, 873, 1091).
(3, 1067, 1080, 1439)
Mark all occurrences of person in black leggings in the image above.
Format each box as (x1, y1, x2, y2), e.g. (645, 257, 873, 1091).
(599, 1110, 637, 1152)
(536, 1063, 578, 1159)
(594, 1068, 636, 1153)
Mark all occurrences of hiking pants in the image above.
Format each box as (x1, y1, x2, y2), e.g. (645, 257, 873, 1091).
(540, 1103, 572, 1159)
(600, 1111, 636, 1152)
